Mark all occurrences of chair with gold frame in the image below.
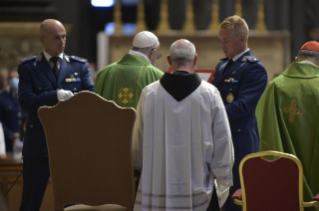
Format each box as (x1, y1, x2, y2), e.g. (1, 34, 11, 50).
(232, 151, 319, 211)
(38, 91, 136, 211)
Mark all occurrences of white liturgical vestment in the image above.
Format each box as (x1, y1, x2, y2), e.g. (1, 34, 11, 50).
(0, 122, 6, 156)
(133, 76, 233, 211)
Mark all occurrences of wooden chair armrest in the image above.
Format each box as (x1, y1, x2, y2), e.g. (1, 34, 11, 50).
(303, 194, 319, 207)
(232, 189, 243, 206)
(232, 189, 242, 200)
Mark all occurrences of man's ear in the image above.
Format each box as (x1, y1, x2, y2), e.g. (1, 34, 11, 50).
(40, 36, 45, 45)
(240, 34, 246, 43)
(148, 49, 154, 60)
(167, 56, 172, 66)
(193, 55, 198, 66)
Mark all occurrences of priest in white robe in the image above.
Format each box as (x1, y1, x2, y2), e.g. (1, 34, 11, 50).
(133, 39, 233, 211)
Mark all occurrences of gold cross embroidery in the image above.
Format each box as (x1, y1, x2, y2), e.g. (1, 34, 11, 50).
(283, 99, 304, 123)
(118, 87, 134, 105)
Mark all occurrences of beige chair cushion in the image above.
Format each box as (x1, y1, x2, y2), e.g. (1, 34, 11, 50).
(65, 204, 126, 211)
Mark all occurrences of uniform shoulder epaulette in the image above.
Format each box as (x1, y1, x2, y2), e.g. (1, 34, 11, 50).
(220, 57, 229, 61)
(242, 56, 259, 62)
(69, 55, 87, 63)
(20, 56, 37, 63)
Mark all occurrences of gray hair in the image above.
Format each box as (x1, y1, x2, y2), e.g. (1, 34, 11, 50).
(169, 40, 196, 64)
(297, 50, 319, 61)
(132, 42, 159, 56)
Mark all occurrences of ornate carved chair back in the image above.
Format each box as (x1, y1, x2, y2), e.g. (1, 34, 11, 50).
(38, 91, 136, 211)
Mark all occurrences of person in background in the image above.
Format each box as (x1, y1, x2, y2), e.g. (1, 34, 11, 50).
(94, 31, 163, 109)
(133, 39, 233, 211)
(0, 70, 25, 153)
(211, 15, 267, 211)
(0, 69, 9, 90)
(256, 41, 319, 211)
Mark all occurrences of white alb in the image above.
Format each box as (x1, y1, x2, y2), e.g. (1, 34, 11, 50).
(133, 80, 233, 211)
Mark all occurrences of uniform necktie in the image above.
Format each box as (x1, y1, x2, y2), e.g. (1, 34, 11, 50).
(222, 59, 233, 75)
(50, 57, 60, 79)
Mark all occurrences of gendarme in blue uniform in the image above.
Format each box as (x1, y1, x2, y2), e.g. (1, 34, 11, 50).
(19, 53, 94, 157)
(211, 49, 267, 211)
(18, 52, 94, 211)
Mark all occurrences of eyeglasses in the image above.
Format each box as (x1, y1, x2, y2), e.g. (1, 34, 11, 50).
(153, 49, 162, 59)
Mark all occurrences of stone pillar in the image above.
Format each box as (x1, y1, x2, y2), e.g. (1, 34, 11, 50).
(219, 0, 235, 23)
(291, 0, 306, 60)
(264, 0, 289, 30)
(219, 0, 259, 29)
(241, 0, 259, 29)
(168, 0, 187, 30)
(143, 0, 161, 30)
(193, 0, 213, 30)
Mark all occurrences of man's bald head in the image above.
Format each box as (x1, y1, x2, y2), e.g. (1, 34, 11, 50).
(168, 39, 197, 73)
(169, 39, 196, 64)
(40, 19, 66, 56)
(40, 20, 61, 35)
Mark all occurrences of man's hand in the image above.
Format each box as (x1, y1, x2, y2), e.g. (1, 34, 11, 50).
(57, 89, 74, 101)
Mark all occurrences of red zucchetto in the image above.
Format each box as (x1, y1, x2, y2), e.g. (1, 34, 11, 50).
(300, 41, 319, 52)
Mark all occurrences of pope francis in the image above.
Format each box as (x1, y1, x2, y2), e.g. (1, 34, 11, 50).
(94, 31, 164, 109)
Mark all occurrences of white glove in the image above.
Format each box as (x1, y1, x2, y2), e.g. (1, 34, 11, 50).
(57, 89, 74, 101)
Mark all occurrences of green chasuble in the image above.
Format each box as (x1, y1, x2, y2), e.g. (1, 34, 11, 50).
(94, 54, 164, 109)
(256, 62, 319, 210)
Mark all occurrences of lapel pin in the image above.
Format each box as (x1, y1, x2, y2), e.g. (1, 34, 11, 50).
(242, 56, 247, 61)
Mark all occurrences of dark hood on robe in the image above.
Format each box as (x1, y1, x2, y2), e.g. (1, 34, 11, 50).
(160, 71, 202, 102)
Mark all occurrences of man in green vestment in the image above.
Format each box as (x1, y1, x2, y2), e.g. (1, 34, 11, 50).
(256, 41, 319, 210)
(94, 31, 164, 109)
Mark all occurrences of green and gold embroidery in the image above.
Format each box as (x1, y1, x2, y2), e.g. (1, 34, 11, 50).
(283, 99, 304, 123)
(118, 87, 134, 104)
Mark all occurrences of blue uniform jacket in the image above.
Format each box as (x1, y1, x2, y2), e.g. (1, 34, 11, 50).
(0, 90, 25, 149)
(18, 53, 94, 157)
(212, 50, 267, 162)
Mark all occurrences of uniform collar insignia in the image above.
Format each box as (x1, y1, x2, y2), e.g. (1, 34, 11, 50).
(37, 54, 42, 62)
(65, 55, 70, 62)
(246, 56, 258, 62)
(20, 56, 37, 63)
(242, 56, 259, 62)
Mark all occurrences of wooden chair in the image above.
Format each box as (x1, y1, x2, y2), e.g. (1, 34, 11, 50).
(232, 151, 319, 211)
(38, 91, 136, 211)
